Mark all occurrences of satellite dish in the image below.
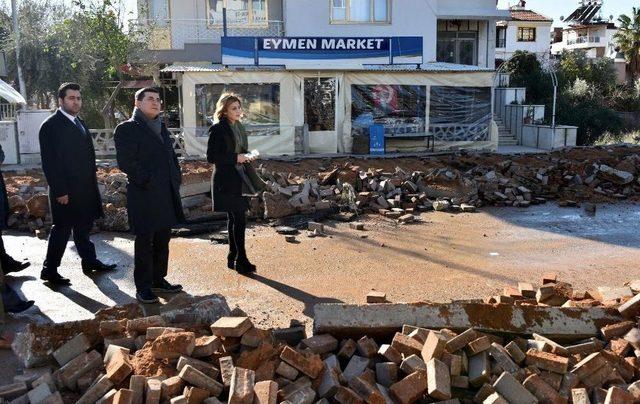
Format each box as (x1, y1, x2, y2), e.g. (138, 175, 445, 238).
(609, 14, 613, 21)
(560, 15, 565, 21)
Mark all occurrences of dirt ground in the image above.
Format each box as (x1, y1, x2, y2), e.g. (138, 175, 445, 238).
(1, 201, 640, 382)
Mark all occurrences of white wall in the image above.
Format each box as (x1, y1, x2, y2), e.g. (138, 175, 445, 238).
(285, 0, 503, 66)
(496, 21, 551, 61)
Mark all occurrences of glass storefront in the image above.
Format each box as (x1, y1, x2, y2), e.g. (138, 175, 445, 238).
(351, 84, 427, 138)
(304, 78, 336, 132)
(429, 86, 491, 141)
(195, 83, 280, 137)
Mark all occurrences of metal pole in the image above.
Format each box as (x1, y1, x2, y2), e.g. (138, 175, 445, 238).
(222, 7, 227, 37)
(11, 0, 27, 104)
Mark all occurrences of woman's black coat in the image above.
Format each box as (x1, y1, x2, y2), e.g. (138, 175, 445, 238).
(114, 116, 185, 234)
(38, 110, 103, 226)
(206, 118, 248, 213)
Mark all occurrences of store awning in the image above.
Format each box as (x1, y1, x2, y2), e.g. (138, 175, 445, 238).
(162, 62, 494, 73)
(0, 79, 26, 105)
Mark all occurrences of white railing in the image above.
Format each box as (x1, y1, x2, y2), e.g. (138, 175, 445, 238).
(90, 128, 187, 157)
(130, 18, 284, 49)
(567, 36, 601, 45)
(0, 103, 17, 121)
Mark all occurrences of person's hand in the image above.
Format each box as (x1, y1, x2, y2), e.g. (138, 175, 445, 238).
(237, 154, 249, 164)
(57, 195, 69, 205)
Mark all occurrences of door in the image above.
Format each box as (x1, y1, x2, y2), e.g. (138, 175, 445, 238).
(304, 77, 337, 153)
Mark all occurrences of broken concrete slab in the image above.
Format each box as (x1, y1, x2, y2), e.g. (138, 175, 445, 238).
(313, 302, 623, 340)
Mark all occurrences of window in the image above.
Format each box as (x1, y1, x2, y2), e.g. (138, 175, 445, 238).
(207, 0, 268, 26)
(436, 32, 478, 66)
(148, 0, 170, 25)
(429, 86, 491, 141)
(331, 0, 390, 23)
(496, 26, 507, 48)
(517, 27, 536, 42)
(351, 85, 426, 138)
(195, 83, 280, 137)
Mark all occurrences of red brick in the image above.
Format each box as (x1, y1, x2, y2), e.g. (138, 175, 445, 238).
(279, 346, 324, 379)
(389, 371, 428, 404)
(525, 349, 569, 374)
(390, 332, 423, 357)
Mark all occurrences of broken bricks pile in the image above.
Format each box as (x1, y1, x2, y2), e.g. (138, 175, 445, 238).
(4, 146, 640, 233)
(3, 274, 640, 403)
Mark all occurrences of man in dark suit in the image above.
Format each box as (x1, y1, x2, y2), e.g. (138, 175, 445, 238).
(114, 87, 184, 304)
(38, 83, 117, 286)
(0, 144, 30, 275)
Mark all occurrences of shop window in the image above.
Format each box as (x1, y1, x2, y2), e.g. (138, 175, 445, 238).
(436, 32, 478, 65)
(517, 27, 536, 42)
(207, 0, 267, 26)
(331, 0, 390, 23)
(351, 85, 426, 138)
(429, 86, 491, 141)
(195, 83, 280, 137)
(304, 78, 336, 132)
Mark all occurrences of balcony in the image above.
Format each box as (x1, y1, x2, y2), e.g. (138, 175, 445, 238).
(131, 19, 284, 50)
(566, 36, 602, 47)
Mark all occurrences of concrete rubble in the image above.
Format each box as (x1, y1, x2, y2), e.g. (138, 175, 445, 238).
(2, 275, 640, 403)
(4, 145, 640, 234)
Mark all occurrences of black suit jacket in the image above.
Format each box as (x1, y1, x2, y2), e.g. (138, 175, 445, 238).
(114, 115, 184, 234)
(38, 110, 103, 226)
(206, 118, 248, 212)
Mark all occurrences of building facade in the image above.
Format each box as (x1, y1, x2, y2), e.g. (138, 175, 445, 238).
(495, 1, 553, 66)
(136, 0, 510, 156)
(550, 0, 627, 84)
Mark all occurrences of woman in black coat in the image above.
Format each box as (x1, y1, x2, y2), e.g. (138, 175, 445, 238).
(206, 93, 267, 274)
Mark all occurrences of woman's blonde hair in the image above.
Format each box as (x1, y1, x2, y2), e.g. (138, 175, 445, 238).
(214, 93, 242, 122)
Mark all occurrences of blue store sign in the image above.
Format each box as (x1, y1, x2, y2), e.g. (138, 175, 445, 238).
(222, 36, 423, 67)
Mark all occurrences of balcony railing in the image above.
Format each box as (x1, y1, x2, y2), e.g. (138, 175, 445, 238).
(567, 36, 601, 45)
(0, 103, 17, 121)
(130, 19, 284, 49)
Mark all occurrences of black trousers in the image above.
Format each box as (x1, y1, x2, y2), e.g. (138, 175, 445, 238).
(134, 228, 171, 291)
(227, 211, 247, 262)
(43, 222, 97, 272)
(0, 232, 15, 266)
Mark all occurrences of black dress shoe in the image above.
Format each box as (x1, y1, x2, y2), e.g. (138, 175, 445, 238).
(2, 260, 31, 275)
(5, 300, 35, 313)
(235, 260, 257, 274)
(82, 260, 117, 274)
(40, 271, 71, 286)
(151, 279, 183, 293)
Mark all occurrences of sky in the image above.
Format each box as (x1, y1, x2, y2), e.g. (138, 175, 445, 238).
(2, 0, 636, 27)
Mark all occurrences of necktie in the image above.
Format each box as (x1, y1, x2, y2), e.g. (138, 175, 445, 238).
(74, 117, 86, 136)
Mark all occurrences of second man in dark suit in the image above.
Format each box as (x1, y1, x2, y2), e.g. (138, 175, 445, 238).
(114, 87, 185, 304)
(38, 82, 117, 286)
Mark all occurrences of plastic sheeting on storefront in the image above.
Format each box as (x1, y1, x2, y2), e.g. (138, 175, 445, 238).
(176, 67, 496, 156)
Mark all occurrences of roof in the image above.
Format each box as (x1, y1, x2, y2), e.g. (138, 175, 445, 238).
(509, 10, 553, 22)
(0, 79, 26, 105)
(161, 62, 494, 73)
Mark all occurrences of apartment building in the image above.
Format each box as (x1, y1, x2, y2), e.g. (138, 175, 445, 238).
(136, 0, 510, 155)
(550, 0, 627, 84)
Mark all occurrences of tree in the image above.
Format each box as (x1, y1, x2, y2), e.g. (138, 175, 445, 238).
(615, 7, 640, 82)
(1, 0, 135, 127)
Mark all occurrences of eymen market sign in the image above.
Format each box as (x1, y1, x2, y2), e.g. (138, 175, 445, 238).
(221, 36, 423, 68)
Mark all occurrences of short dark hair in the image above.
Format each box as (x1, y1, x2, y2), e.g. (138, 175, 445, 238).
(58, 83, 81, 100)
(135, 87, 161, 101)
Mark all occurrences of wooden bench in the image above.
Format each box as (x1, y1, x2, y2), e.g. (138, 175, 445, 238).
(384, 132, 435, 152)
